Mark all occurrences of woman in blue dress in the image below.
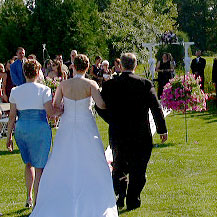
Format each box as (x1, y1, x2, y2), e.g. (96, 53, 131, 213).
(6, 60, 62, 207)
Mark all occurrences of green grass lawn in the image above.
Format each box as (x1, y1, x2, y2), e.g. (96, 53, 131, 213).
(1, 101, 217, 216)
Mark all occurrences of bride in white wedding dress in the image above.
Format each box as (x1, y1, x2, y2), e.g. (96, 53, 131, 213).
(30, 54, 118, 217)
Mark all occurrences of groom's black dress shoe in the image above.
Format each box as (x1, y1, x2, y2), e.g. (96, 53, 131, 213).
(126, 197, 141, 211)
(116, 196, 125, 210)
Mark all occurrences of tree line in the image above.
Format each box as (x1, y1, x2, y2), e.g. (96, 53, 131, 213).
(0, 0, 176, 63)
(0, 0, 215, 65)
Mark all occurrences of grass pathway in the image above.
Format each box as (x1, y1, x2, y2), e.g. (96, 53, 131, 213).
(0, 102, 217, 216)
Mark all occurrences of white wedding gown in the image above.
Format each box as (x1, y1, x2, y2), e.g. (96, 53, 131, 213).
(30, 96, 118, 217)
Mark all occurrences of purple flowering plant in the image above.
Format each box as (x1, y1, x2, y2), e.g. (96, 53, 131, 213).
(161, 73, 208, 112)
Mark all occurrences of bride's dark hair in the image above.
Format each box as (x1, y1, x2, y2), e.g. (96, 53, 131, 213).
(74, 54, 89, 72)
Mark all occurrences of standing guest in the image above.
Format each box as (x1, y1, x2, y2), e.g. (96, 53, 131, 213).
(101, 60, 112, 83)
(55, 54, 69, 77)
(112, 58, 122, 77)
(43, 59, 53, 77)
(5, 60, 15, 100)
(168, 53, 176, 78)
(47, 60, 67, 80)
(12, 56, 18, 61)
(6, 60, 62, 207)
(65, 49, 78, 78)
(90, 56, 102, 83)
(28, 54, 37, 60)
(27, 54, 44, 82)
(191, 50, 206, 90)
(47, 60, 66, 128)
(212, 58, 217, 105)
(96, 53, 168, 211)
(155, 53, 173, 99)
(10, 47, 26, 86)
(0, 63, 8, 102)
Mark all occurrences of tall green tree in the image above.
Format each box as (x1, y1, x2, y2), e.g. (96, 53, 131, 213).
(27, 0, 107, 61)
(100, 0, 177, 62)
(173, 0, 217, 52)
(0, 0, 29, 62)
(175, 0, 207, 50)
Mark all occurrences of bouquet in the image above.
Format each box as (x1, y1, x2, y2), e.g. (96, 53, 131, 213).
(44, 77, 61, 97)
(161, 73, 208, 112)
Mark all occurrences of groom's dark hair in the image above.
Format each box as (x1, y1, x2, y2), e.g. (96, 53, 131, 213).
(74, 54, 89, 72)
(121, 53, 137, 70)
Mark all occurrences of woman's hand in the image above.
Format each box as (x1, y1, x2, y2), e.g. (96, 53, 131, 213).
(2, 94, 8, 102)
(6, 139, 13, 152)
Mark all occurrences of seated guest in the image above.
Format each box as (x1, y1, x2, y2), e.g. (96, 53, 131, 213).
(6, 59, 62, 207)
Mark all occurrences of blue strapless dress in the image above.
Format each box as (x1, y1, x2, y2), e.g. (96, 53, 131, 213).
(15, 109, 52, 168)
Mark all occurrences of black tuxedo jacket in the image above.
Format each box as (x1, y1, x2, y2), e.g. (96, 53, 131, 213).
(212, 58, 217, 83)
(96, 72, 167, 148)
(191, 57, 206, 77)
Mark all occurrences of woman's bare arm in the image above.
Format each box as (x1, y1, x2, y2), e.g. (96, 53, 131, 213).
(6, 103, 17, 151)
(90, 81, 106, 109)
(53, 82, 64, 110)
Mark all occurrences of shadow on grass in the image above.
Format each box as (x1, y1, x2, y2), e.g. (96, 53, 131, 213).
(153, 142, 176, 149)
(168, 101, 217, 124)
(0, 149, 20, 156)
(5, 208, 31, 217)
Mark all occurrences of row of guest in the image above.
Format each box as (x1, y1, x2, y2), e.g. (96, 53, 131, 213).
(0, 60, 15, 103)
(90, 56, 121, 86)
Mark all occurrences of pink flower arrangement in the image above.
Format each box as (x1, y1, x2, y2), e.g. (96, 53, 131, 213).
(44, 77, 61, 97)
(161, 73, 208, 112)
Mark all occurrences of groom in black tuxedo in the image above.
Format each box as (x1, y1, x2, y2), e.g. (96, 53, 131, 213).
(96, 53, 168, 210)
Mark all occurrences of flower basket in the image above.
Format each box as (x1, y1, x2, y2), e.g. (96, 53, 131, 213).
(161, 73, 208, 143)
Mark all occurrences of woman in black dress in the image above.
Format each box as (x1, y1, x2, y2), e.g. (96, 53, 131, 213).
(156, 53, 174, 99)
(90, 56, 103, 84)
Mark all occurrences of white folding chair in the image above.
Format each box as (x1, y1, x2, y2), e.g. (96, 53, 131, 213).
(0, 103, 10, 137)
